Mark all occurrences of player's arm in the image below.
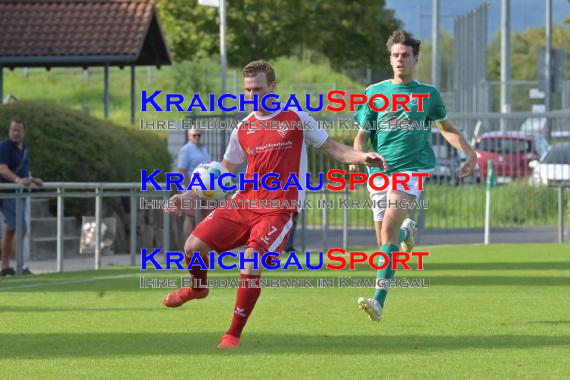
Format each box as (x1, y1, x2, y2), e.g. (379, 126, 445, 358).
(349, 87, 375, 172)
(348, 130, 370, 172)
(435, 120, 477, 177)
(174, 165, 193, 198)
(176, 145, 191, 189)
(178, 168, 189, 188)
(318, 138, 388, 169)
(298, 107, 386, 169)
(354, 130, 370, 152)
(166, 185, 200, 216)
(221, 160, 240, 174)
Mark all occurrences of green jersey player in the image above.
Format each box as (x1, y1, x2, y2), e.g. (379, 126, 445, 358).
(351, 30, 477, 322)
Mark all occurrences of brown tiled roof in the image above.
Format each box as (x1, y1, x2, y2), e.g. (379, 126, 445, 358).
(0, 0, 171, 67)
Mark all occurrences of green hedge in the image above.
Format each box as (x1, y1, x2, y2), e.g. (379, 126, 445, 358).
(0, 100, 171, 181)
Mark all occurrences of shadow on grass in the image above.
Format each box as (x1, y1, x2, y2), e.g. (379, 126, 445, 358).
(528, 320, 570, 325)
(2, 273, 570, 293)
(0, 306, 160, 313)
(0, 332, 568, 358)
(424, 262, 570, 271)
(405, 276, 570, 286)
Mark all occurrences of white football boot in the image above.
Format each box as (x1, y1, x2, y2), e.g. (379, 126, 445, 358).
(400, 218, 417, 253)
(357, 297, 383, 321)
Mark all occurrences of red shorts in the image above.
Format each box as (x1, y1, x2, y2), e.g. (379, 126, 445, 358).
(192, 207, 296, 255)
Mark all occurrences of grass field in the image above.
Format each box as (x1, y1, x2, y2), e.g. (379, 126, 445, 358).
(1, 243, 569, 379)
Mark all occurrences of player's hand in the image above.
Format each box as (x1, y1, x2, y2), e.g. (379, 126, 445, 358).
(363, 152, 388, 171)
(348, 164, 359, 172)
(164, 194, 184, 216)
(459, 154, 477, 178)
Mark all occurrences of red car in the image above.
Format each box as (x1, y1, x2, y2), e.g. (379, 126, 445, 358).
(475, 131, 550, 183)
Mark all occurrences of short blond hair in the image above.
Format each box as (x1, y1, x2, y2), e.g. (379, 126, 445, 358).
(242, 60, 276, 85)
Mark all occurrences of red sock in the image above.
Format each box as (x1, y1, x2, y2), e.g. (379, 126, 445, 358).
(185, 254, 208, 291)
(226, 274, 261, 338)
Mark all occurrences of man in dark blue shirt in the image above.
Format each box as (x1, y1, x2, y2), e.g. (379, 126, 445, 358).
(0, 120, 43, 276)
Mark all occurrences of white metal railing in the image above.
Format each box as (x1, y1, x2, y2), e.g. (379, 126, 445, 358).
(0, 182, 169, 274)
(1, 178, 567, 275)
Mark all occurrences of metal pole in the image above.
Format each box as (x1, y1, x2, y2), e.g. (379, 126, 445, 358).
(562, 81, 569, 111)
(84, 68, 90, 84)
(342, 187, 348, 249)
(432, 0, 440, 88)
(484, 188, 491, 244)
(545, 0, 552, 113)
(95, 186, 102, 270)
(220, 0, 227, 97)
(500, 0, 511, 131)
(453, 18, 459, 112)
(474, 8, 480, 113)
(15, 189, 24, 274)
(482, 4, 490, 113)
(130, 190, 137, 266)
(104, 64, 110, 119)
(57, 187, 64, 272)
(0, 66, 3, 103)
(301, 207, 306, 253)
(467, 11, 474, 113)
(485, 161, 495, 244)
(24, 188, 31, 262)
(558, 187, 564, 244)
(463, 13, 469, 112)
(475, 6, 480, 112)
(147, 66, 153, 83)
(460, 16, 466, 112)
(417, 192, 425, 244)
(163, 192, 170, 252)
(322, 189, 328, 252)
(131, 66, 136, 125)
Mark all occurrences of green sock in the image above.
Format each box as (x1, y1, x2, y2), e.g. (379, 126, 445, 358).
(373, 243, 400, 307)
(399, 228, 409, 243)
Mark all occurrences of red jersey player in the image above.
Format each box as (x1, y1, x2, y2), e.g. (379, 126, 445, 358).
(163, 60, 387, 349)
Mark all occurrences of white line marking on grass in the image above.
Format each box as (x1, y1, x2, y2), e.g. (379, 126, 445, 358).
(0, 273, 141, 292)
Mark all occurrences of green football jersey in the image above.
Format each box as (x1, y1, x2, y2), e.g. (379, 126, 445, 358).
(354, 79, 447, 175)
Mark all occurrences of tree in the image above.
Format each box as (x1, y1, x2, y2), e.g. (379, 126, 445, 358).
(488, 26, 570, 81)
(487, 26, 570, 111)
(298, 1, 400, 70)
(157, 0, 308, 66)
(156, 0, 400, 70)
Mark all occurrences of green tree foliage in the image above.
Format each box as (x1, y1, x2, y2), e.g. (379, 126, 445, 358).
(0, 101, 171, 182)
(486, 26, 570, 111)
(488, 26, 570, 81)
(156, 0, 400, 69)
(298, 1, 401, 70)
